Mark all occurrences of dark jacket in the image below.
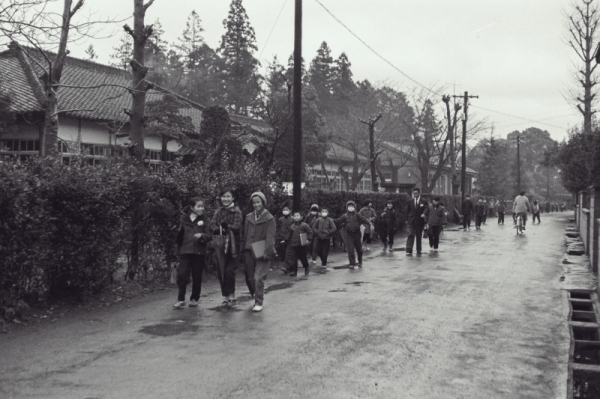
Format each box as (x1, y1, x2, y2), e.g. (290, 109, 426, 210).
(462, 199, 474, 216)
(176, 213, 212, 255)
(313, 216, 337, 239)
(359, 207, 377, 234)
(210, 205, 243, 250)
(243, 210, 276, 259)
(304, 204, 320, 227)
(277, 214, 294, 242)
(287, 221, 313, 246)
(406, 196, 428, 227)
(377, 208, 399, 235)
(425, 204, 448, 227)
(334, 212, 370, 234)
(474, 203, 486, 216)
(496, 202, 506, 213)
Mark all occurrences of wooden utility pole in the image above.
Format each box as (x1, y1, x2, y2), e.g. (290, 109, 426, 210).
(453, 91, 478, 205)
(517, 134, 521, 193)
(292, 0, 303, 211)
(360, 114, 382, 192)
(442, 95, 462, 195)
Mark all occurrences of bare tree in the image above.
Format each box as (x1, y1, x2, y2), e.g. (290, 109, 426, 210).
(0, 0, 122, 155)
(567, 0, 600, 134)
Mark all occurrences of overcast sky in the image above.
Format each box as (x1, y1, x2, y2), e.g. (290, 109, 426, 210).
(61, 0, 581, 141)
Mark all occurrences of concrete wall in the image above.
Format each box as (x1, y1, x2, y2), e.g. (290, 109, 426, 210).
(578, 187, 600, 275)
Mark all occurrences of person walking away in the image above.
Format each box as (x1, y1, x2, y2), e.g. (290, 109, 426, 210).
(425, 196, 447, 252)
(173, 197, 212, 309)
(312, 208, 337, 266)
(532, 200, 541, 224)
(497, 200, 506, 225)
(482, 199, 488, 224)
(210, 187, 243, 307)
(304, 204, 320, 265)
(334, 201, 371, 268)
(286, 211, 313, 276)
(242, 192, 275, 312)
(405, 187, 428, 255)
(474, 198, 485, 230)
(488, 198, 495, 220)
(512, 191, 531, 230)
(359, 200, 376, 251)
(277, 204, 294, 273)
(378, 200, 398, 251)
(462, 194, 474, 230)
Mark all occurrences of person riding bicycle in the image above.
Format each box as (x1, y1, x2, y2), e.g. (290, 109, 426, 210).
(512, 191, 531, 230)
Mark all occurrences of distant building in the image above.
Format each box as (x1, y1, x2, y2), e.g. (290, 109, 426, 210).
(0, 44, 268, 167)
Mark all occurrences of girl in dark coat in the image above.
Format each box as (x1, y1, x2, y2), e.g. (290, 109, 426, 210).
(378, 200, 398, 251)
(210, 187, 243, 307)
(173, 197, 212, 309)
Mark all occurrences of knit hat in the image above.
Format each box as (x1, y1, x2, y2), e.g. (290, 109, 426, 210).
(346, 200, 357, 210)
(251, 191, 267, 206)
(310, 204, 320, 212)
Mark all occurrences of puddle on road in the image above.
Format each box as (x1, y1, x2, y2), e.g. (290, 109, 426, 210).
(208, 305, 243, 313)
(139, 323, 200, 336)
(265, 282, 293, 293)
(311, 267, 329, 275)
(573, 369, 600, 398)
(333, 265, 350, 270)
(329, 288, 347, 293)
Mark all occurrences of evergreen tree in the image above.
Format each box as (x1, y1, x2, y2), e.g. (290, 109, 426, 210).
(331, 52, 356, 112)
(477, 137, 510, 197)
(308, 41, 335, 115)
(110, 31, 133, 70)
(174, 11, 205, 69)
(218, 0, 261, 115)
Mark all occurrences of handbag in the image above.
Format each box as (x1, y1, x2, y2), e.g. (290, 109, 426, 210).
(170, 266, 177, 284)
(423, 226, 429, 239)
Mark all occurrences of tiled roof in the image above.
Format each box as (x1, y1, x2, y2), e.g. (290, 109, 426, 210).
(326, 142, 368, 162)
(0, 44, 269, 135)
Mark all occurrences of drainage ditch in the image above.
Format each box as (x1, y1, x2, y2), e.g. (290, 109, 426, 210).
(567, 290, 600, 399)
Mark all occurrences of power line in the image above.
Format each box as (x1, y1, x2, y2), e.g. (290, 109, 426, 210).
(313, 0, 443, 97)
(471, 105, 569, 130)
(492, 113, 577, 129)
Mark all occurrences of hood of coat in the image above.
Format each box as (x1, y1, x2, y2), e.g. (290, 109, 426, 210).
(247, 209, 273, 224)
(180, 212, 207, 226)
(310, 204, 320, 212)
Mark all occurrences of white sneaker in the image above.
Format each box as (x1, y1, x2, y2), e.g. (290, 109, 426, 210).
(172, 301, 185, 309)
(252, 304, 263, 312)
(429, 248, 434, 253)
(311, 260, 316, 265)
(189, 300, 199, 307)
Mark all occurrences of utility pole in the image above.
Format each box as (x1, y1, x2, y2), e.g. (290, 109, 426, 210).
(547, 166, 551, 201)
(360, 114, 382, 192)
(442, 95, 462, 195)
(292, 0, 302, 211)
(453, 91, 478, 205)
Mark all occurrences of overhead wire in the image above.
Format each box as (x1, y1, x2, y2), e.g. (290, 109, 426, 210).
(313, 0, 572, 132)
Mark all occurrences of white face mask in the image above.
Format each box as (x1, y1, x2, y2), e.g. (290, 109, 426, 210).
(283, 210, 290, 216)
(321, 213, 328, 217)
(348, 206, 355, 212)
(311, 211, 317, 215)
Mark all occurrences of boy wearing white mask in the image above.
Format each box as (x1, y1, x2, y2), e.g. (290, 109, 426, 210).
(277, 204, 294, 272)
(312, 208, 337, 266)
(334, 201, 370, 269)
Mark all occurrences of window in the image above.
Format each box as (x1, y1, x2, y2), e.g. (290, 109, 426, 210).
(1, 139, 40, 153)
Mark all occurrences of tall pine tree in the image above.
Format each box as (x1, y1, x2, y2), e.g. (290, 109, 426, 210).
(331, 52, 356, 113)
(308, 42, 335, 115)
(218, 0, 261, 115)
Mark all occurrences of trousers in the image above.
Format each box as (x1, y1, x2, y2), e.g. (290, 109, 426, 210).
(243, 250, 269, 306)
(177, 254, 205, 302)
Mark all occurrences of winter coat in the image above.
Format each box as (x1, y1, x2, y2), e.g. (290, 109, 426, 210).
(334, 212, 370, 234)
(287, 221, 314, 247)
(359, 207, 377, 234)
(243, 209, 276, 259)
(462, 199, 474, 216)
(312, 216, 337, 239)
(210, 205, 243, 251)
(425, 204, 448, 227)
(513, 195, 531, 214)
(176, 213, 212, 255)
(277, 215, 294, 242)
(304, 213, 319, 228)
(377, 208, 399, 235)
(474, 203, 486, 216)
(496, 202, 506, 213)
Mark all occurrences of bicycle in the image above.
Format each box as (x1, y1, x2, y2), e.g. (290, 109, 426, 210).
(515, 213, 525, 235)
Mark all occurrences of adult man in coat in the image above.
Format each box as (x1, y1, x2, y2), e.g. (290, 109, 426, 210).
(405, 187, 428, 255)
(461, 194, 474, 230)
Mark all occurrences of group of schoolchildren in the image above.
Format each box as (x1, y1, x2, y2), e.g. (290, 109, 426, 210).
(172, 188, 448, 313)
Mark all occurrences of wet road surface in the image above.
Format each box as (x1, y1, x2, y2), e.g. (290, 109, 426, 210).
(0, 214, 571, 398)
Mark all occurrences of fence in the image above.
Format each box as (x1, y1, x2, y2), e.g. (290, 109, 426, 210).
(575, 187, 600, 276)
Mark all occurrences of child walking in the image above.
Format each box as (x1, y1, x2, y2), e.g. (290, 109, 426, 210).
(242, 192, 276, 312)
(173, 197, 212, 309)
(210, 187, 243, 307)
(277, 204, 294, 271)
(304, 204, 320, 265)
(312, 208, 337, 266)
(286, 211, 313, 277)
(378, 200, 398, 251)
(474, 198, 485, 230)
(359, 200, 376, 251)
(425, 196, 447, 252)
(335, 201, 370, 269)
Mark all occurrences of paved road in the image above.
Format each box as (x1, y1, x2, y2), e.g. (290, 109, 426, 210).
(0, 213, 571, 399)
